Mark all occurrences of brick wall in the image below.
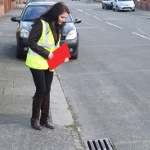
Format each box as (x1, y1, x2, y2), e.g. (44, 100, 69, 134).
(134, 0, 150, 10)
(0, 4, 4, 17)
(147, 2, 150, 10)
(4, 0, 8, 13)
(11, 0, 17, 9)
(141, 1, 147, 9)
(0, 0, 17, 17)
(16, 0, 26, 4)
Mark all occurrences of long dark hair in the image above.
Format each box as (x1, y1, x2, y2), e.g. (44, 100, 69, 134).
(40, 2, 70, 33)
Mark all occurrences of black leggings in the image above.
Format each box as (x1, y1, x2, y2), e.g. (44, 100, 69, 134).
(30, 68, 53, 98)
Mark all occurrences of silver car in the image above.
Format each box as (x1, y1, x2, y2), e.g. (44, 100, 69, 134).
(113, 0, 135, 11)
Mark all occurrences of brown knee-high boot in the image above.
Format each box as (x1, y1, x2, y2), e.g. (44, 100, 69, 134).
(40, 94, 55, 129)
(31, 97, 43, 131)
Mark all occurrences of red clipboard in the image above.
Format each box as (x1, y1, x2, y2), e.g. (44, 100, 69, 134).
(47, 42, 71, 70)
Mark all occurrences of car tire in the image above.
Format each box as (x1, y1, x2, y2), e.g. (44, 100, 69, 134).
(113, 7, 115, 11)
(16, 47, 22, 58)
(71, 52, 78, 59)
(132, 9, 135, 11)
(116, 6, 119, 11)
(102, 4, 104, 9)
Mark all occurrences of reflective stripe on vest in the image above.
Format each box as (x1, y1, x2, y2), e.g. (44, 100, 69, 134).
(26, 19, 60, 70)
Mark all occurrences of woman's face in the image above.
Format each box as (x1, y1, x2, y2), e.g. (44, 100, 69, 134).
(57, 12, 68, 25)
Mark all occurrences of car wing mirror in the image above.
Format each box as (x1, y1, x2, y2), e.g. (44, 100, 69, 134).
(74, 18, 81, 24)
(11, 16, 21, 22)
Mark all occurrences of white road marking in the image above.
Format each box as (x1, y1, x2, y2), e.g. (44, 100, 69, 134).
(106, 22, 123, 29)
(93, 16, 102, 21)
(85, 13, 91, 16)
(132, 32, 149, 40)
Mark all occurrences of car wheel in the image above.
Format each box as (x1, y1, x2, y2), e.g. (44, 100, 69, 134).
(113, 7, 115, 11)
(16, 47, 22, 58)
(132, 9, 135, 11)
(116, 6, 119, 11)
(102, 4, 104, 9)
(71, 52, 78, 59)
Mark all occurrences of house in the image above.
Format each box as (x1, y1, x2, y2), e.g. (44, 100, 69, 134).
(16, 0, 27, 3)
(0, 0, 17, 17)
(135, 0, 150, 10)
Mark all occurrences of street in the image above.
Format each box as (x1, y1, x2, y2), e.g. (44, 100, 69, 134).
(55, 0, 150, 149)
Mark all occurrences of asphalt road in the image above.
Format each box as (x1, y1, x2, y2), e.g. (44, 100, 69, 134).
(54, 0, 150, 149)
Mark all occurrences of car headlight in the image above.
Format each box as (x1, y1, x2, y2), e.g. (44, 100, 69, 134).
(66, 30, 77, 40)
(20, 29, 29, 38)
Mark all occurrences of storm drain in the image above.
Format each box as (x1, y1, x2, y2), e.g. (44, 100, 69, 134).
(84, 138, 115, 150)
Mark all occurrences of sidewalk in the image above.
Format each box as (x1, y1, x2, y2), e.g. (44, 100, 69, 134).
(0, 7, 84, 150)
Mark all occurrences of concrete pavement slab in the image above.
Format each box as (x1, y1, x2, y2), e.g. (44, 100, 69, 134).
(0, 124, 75, 150)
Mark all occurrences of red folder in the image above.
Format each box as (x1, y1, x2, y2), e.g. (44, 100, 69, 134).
(47, 42, 71, 70)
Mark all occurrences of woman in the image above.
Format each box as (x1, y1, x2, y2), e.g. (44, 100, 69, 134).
(26, 2, 70, 131)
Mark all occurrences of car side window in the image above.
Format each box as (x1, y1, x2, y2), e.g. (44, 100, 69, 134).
(65, 15, 72, 23)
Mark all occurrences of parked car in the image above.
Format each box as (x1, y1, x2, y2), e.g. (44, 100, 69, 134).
(102, 0, 113, 9)
(113, 0, 135, 11)
(11, 2, 81, 59)
(24, 0, 50, 4)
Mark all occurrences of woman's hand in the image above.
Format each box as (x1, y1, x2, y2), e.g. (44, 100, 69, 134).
(48, 52, 53, 60)
(64, 57, 69, 62)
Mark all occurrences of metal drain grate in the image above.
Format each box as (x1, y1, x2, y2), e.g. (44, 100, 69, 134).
(84, 138, 115, 150)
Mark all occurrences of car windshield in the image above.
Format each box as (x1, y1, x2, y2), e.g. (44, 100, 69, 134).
(28, 0, 49, 2)
(118, 0, 132, 1)
(22, 5, 72, 22)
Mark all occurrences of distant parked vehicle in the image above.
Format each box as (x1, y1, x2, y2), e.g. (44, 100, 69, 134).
(113, 0, 135, 11)
(102, 0, 113, 9)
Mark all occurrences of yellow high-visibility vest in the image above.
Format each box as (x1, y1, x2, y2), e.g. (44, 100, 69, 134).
(26, 19, 60, 71)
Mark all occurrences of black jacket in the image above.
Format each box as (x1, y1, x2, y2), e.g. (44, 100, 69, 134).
(27, 19, 59, 59)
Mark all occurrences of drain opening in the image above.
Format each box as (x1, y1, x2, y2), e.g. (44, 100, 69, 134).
(84, 138, 115, 150)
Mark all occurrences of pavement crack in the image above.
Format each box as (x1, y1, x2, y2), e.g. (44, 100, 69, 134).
(2, 88, 5, 94)
(13, 81, 14, 88)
